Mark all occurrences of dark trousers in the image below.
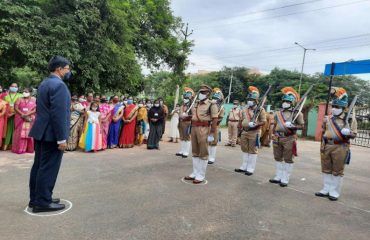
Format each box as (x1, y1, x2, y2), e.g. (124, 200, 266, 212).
(29, 140, 63, 206)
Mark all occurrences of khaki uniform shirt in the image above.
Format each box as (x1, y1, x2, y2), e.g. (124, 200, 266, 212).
(228, 108, 242, 121)
(241, 107, 267, 135)
(179, 104, 192, 121)
(191, 99, 219, 122)
(323, 112, 357, 139)
(274, 109, 304, 133)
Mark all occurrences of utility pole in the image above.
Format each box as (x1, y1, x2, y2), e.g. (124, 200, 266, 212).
(295, 42, 315, 95)
(227, 72, 233, 103)
(181, 23, 193, 40)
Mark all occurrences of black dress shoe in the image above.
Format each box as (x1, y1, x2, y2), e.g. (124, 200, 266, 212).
(175, 153, 183, 156)
(328, 195, 338, 201)
(269, 179, 281, 184)
(234, 169, 246, 173)
(279, 183, 288, 187)
(28, 198, 60, 208)
(245, 171, 253, 176)
(315, 192, 329, 198)
(32, 203, 65, 213)
(208, 161, 214, 165)
(181, 155, 188, 158)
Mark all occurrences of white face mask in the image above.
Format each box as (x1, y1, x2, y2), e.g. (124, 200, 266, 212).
(233, 104, 238, 108)
(91, 107, 97, 111)
(331, 107, 343, 116)
(183, 99, 190, 104)
(154, 103, 160, 107)
(23, 92, 30, 98)
(79, 98, 85, 102)
(247, 101, 255, 107)
(0, 88, 2, 92)
(198, 93, 207, 101)
(282, 102, 291, 109)
(138, 104, 143, 108)
(123, 100, 128, 104)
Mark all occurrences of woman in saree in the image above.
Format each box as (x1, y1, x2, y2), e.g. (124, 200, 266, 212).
(147, 99, 165, 150)
(135, 100, 148, 146)
(3, 83, 23, 150)
(66, 95, 85, 151)
(119, 96, 138, 148)
(0, 97, 8, 148)
(79, 102, 103, 152)
(11, 88, 36, 154)
(99, 96, 112, 150)
(107, 96, 124, 149)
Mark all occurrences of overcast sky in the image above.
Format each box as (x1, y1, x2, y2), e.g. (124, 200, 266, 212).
(171, 0, 370, 76)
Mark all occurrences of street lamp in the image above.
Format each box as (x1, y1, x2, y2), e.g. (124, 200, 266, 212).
(295, 42, 316, 95)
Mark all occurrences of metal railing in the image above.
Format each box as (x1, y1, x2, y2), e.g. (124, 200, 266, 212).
(352, 106, 370, 147)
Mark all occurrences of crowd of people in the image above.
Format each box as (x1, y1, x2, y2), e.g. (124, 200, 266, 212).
(0, 83, 183, 154)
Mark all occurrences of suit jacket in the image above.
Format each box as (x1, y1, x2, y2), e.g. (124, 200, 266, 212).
(29, 74, 71, 142)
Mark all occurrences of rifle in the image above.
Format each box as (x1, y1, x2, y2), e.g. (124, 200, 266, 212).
(251, 85, 272, 123)
(345, 95, 358, 129)
(289, 85, 313, 123)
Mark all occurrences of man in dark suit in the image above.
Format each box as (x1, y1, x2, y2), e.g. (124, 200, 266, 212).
(28, 56, 72, 213)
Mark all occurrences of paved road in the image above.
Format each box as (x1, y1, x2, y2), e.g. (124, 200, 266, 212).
(0, 128, 369, 240)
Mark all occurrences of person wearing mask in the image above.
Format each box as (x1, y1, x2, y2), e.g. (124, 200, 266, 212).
(11, 88, 36, 154)
(315, 87, 357, 201)
(169, 104, 180, 143)
(79, 101, 103, 152)
(3, 83, 23, 150)
(136, 100, 148, 146)
(234, 86, 266, 176)
(83, 93, 94, 109)
(0, 95, 7, 148)
(158, 97, 168, 139)
(119, 96, 138, 148)
(269, 87, 304, 187)
(226, 100, 242, 147)
(144, 100, 153, 143)
(99, 96, 112, 150)
(184, 84, 218, 184)
(208, 88, 225, 165)
(147, 99, 165, 149)
(79, 95, 87, 105)
(107, 96, 124, 149)
(28, 56, 71, 213)
(176, 88, 194, 158)
(66, 95, 85, 151)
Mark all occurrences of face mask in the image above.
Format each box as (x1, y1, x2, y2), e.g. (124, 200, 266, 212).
(127, 100, 133, 105)
(79, 98, 85, 102)
(154, 103, 160, 107)
(331, 108, 343, 116)
(63, 71, 72, 81)
(91, 107, 98, 111)
(9, 87, 18, 93)
(138, 104, 143, 108)
(233, 104, 238, 108)
(147, 104, 152, 108)
(183, 99, 190, 104)
(0, 88, 2, 93)
(247, 101, 255, 107)
(160, 101, 163, 105)
(198, 93, 207, 101)
(282, 102, 291, 109)
(23, 92, 30, 97)
(123, 100, 128, 105)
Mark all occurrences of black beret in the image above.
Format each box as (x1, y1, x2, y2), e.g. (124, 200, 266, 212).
(48, 56, 71, 72)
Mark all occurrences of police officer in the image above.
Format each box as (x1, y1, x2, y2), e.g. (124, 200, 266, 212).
(315, 87, 357, 201)
(234, 86, 266, 176)
(176, 87, 194, 158)
(269, 87, 304, 187)
(226, 100, 241, 147)
(208, 88, 225, 165)
(184, 84, 218, 184)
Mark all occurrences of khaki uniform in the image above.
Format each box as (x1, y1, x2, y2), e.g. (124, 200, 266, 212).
(272, 109, 304, 163)
(209, 105, 224, 146)
(321, 113, 357, 176)
(191, 99, 218, 160)
(178, 104, 192, 141)
(240, 108, 266, 154)
(227, 108, 241, 146)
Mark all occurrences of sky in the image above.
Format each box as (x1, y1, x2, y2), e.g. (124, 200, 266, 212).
(170, 0, 370, 77)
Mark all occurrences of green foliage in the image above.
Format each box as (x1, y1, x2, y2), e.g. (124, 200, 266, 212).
(0, 0, 192, 94)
